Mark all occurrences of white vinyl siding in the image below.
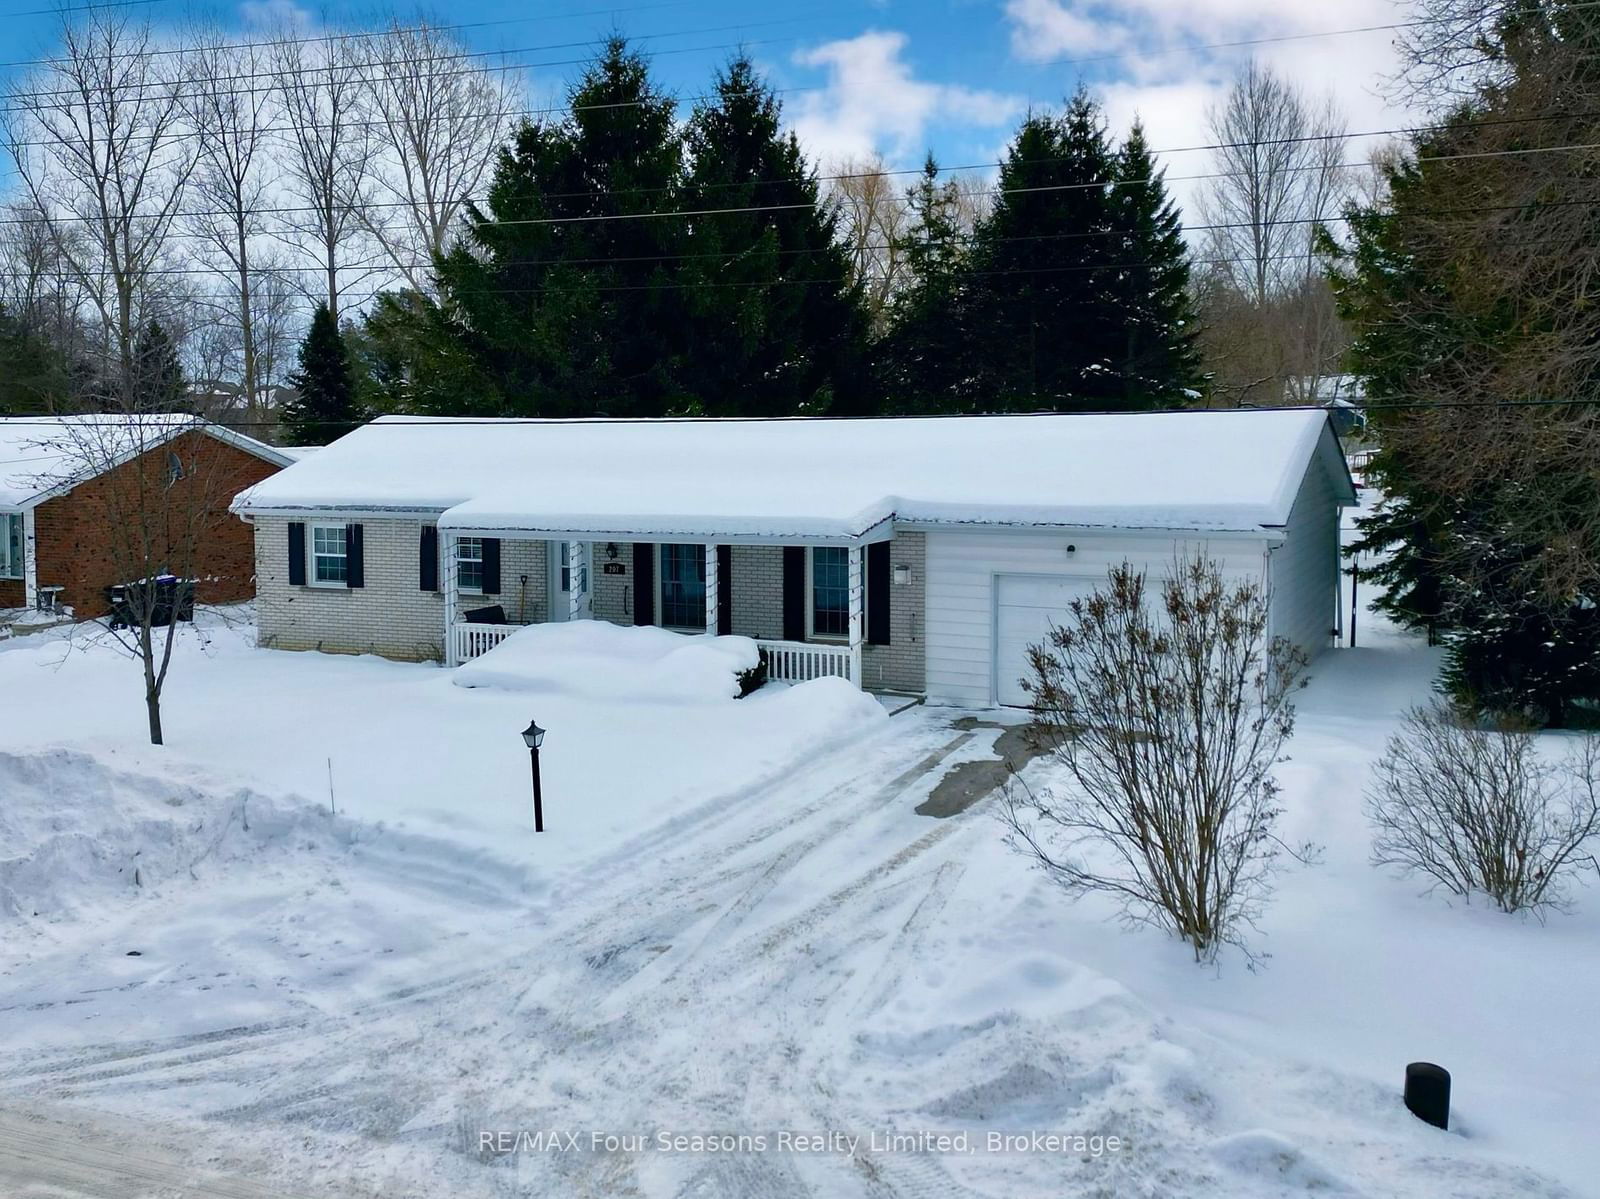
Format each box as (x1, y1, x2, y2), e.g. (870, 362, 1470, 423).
(922, 527, 1274, 707)
(1266, 439, 1343, 660)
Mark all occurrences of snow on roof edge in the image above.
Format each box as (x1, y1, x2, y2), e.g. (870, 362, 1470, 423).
(234, 409, 1339, 536)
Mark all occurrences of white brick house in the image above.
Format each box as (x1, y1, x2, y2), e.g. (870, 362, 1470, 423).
(230, 410, 1356, 706)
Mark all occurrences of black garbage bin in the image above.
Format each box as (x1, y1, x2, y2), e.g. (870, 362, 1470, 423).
(104, 576, 196, 629)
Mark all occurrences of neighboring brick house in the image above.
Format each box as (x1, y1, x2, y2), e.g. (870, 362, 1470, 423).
(0, 415, 292, 619)
(231, 411, 1356, 705)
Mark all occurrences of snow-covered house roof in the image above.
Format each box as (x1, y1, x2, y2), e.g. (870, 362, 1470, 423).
(231, 409, 1356, 542)
(0, 414, 295, 510)
(232, 409, 1355, 542)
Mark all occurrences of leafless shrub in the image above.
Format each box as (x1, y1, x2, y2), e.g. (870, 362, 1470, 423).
(1367, 701, 1600, 914)
(1002, 555, 1308, 963)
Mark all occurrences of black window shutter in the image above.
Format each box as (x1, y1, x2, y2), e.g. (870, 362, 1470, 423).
(717, 545, 732, 635)
(481, 537, 502, 594)
(632, 542, 654, 625)
(345, 523, 365, 589)
(419, 526, 439, 592)
(867, 541, 891, 645)
(287, 522, 306, 586)
(782, 546, 806, 641)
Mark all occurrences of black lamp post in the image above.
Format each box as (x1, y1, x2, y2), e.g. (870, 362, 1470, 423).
(521, 719, 546, 832)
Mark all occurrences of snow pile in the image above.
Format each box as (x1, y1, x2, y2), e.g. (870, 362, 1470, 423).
(453, 620, 760, 703)
(0, 748, 346, 925)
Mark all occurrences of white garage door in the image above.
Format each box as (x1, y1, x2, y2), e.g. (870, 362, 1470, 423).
(994, 573, 1099, 707)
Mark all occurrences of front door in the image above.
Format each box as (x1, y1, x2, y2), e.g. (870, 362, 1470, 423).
(548, 541, 571, 621)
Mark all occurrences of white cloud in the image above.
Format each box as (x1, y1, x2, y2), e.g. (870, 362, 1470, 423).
(789, 31, 1022, 166)
(1005, 0, 1421, 220)
(238, 0, 313, 32)
(1005, 0, 1129, 60)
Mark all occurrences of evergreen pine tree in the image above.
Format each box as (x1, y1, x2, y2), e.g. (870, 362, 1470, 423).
(1326, 143, 1472, 636)
(0, 304, 76, 413)
(965, 91, 1123, 410)
(678, 56, 869, 415)
(131, 319, 184, 410)
(397, 36, 686, 418)
(281, 303, 360, 445)
(878, 156, 973, 411)
(1110, 123, 1203, 406)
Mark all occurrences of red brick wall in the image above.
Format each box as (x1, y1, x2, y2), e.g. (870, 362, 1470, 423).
(0, 579, 22, 609)
(31, 432, 281, 619)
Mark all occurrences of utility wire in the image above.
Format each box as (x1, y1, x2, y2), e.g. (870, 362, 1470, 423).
(7, 0, 1598, 88)
(10, 124, 1600, 231)
(1, 16, 828, 107)
(4, 396, 1599, 432)
(0, 212, 1588, 286)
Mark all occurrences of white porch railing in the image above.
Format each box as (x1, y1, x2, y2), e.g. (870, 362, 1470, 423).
(757, 638, 855, 685)
(453, 621, 517, 663)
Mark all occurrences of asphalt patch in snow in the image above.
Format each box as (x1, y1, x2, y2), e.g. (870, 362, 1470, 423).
(915, 718, 1047, 818)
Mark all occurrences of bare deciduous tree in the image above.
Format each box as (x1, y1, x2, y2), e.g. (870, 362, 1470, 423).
(274, 30, 374, 321)
(357, 19, 516, 291)
(1196, 61, 1350, 407)
(33, 413, 267, 744)
(1002, 556, 1308, 963)
(827, 155, 909, 328)
(4, 11, 197, 399)
(184, 31, 278, 423)
(1368, 702, 1600, 914)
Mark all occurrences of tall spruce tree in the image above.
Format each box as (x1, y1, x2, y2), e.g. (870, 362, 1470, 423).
(1110, 123, 1203, 406)
(678, 56, 869, 415)
(965, 91, 1124, 410)
(281, 303, 360, 445)
(1327, 13, 1600, 726)
(1323, 148, 1459, 638)
(878, 156, 974, 412)
(0, 304, 77, 413)
(131, 320, 184, 410)
(386, 37, 687, 417)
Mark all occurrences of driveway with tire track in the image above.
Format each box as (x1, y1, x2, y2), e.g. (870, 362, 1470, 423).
(0, 708, 1008, 1198)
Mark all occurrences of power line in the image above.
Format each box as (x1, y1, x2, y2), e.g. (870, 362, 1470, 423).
(4, 395, 1598, 433)
(6, 0, 1598, 88)
(0, 0, 698, 70)
(0, 202, 1589, 286)
(1, 16, 827, 109)
(0, 0, 166, 18)
(10, 120, 1600, 232)
(9, 68, 1600, 204)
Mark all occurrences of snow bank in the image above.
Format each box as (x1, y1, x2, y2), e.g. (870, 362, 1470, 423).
(452, 621, 759, 703)
(0, 749, 346, 925)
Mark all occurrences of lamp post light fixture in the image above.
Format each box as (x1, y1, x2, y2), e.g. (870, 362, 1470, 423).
(521, 719, 547, 833)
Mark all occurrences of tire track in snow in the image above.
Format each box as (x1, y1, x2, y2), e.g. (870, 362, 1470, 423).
(1, 710, 1007, 1196)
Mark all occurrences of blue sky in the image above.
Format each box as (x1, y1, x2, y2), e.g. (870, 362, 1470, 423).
(3, 0, 1414, 214)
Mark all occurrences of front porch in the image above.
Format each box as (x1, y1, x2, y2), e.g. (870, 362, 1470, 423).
(441, 535, 895, 688)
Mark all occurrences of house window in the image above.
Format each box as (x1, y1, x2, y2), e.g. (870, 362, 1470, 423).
(458, 537, 485, 594)
(559, 542, 571, 593)
(0, 513, 21, 580)
(309, 524, 347, 585)
(809, 546, 851, 639)
(658, 543, 706, 630)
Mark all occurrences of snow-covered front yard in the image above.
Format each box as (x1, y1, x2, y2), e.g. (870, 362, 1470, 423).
(0, 608, 1596, 1197)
